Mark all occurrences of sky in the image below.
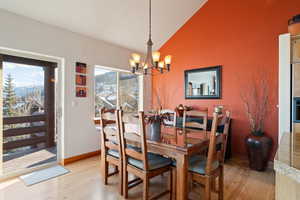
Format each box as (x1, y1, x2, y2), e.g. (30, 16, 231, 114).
(3, 62, 44, 87)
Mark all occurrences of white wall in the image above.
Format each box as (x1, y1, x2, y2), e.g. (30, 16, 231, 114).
(0, 9, 151, 159)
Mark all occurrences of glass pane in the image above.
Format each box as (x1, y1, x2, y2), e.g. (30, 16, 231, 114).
(2, 62, 45, 118)
(94, 68, 117, 116)
(119, 72, 139, 112)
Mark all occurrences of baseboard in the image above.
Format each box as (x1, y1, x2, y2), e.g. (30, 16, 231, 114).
(63, 150, 101, 165)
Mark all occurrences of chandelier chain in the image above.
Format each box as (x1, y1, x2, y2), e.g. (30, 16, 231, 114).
(149, 0, 152, 39)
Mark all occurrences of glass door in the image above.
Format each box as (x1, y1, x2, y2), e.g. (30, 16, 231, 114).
(0, 54, 57, 176)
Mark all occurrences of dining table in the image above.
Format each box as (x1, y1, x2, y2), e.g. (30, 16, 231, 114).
(94, 118, 217, 200)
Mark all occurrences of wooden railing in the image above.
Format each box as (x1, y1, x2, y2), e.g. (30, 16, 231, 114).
(3, 114, 53, 151)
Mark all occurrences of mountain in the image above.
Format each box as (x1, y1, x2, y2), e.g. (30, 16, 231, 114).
(14, 86, 44, 97)
(95, 71, 117, 85)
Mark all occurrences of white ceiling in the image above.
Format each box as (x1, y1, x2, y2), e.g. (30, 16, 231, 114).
(0, 0, 207, 52)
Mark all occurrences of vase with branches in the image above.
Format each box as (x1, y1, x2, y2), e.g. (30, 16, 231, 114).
(240, 78, 269, 136)
(241, 73, 273, 171)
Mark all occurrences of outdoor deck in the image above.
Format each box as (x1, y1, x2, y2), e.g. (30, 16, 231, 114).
(3, 146, 56, 175)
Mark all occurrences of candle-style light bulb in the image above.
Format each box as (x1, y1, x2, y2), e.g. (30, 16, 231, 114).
(152, 51, 160, 68)
(132, 53, 141, 70)
(129, 59, 136, 73)
(158, 61, 164, 73)
(164, 55, 172, 71)
(143, 63, 148, 75)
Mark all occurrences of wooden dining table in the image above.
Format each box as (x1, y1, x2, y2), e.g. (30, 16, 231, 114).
(95, 118, 215, 200)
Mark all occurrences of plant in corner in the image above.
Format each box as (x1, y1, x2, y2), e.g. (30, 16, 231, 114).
(240, 74, 273, 171)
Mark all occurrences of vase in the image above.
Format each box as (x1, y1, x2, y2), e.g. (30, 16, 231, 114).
(150, 121, 161, 141)
(288, 14, 300, 36)
(245, 134, 272, 171)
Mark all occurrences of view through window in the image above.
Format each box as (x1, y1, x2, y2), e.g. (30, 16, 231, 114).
(3, 62, 46, 157)
(94, 67, 140, 116)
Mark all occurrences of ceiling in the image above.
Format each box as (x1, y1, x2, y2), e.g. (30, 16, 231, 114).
(0, 0, 207, 52)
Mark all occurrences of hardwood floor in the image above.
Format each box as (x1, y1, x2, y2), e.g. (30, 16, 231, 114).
(0, 156, 275, 200)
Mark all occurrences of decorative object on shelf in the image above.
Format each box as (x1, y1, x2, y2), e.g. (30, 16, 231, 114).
(214, 105, 224, 114)
(185, 66, 222, 99)
(75, 62, 87, 97)
(288, 14, 300, 36)
(129, 0, 172, 75)
(175, 104, 193, 117)
(241, 74, 273, 171)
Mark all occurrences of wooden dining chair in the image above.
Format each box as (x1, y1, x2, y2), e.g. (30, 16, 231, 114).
(99, 108, 123, 195)
(160, 109, 177, 127)
(117, 110, 173, 200)
(183, 109, 208, 131)
(189, 111, 224, 200)
(220, 111, 231, 162)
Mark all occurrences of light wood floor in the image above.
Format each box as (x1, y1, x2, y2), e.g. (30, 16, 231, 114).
(3, 147, 56, 174)
(0, 156, 275, 200)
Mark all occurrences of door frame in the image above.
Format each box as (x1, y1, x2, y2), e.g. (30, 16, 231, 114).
(0, 47, 65, 180)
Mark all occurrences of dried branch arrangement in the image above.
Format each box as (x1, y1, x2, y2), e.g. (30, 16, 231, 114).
(240, 75, 269, 136)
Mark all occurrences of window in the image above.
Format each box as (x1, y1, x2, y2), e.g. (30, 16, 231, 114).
(94, 66, 141, 116)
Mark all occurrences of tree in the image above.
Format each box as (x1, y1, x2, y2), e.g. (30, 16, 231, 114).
(3, 74, 17, 117)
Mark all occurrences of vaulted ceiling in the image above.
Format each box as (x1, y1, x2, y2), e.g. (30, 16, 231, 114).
(0, 0, 207, 52)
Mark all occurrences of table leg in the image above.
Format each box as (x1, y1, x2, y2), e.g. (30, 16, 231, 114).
(176, 154, 188, 200)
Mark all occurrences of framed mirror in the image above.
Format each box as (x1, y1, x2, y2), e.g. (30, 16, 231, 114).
(184, 66, 222, 99)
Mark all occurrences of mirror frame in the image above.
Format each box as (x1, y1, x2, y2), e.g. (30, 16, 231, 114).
(184, 66, 222, 99)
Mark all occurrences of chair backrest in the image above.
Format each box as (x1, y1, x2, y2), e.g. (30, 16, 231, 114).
(99, 108, 122, 159)
(205, 111, 223, 175)
(220, 111, 231, 161)
(118, 110, 149, 171)
(183, 109, 208, 130)
(160, 109, 177, 127)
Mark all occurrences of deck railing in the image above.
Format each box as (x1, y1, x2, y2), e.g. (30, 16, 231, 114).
(3, 114, 54, 151)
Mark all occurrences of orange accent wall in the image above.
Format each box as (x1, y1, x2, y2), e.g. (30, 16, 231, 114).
(152, 0, 300, 159)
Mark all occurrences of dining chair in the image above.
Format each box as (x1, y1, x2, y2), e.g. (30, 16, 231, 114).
(183, 109, 208, 131)
(172, 111, 224, 200)
(160, 109, 177, 127)
(99, 108, 123, 195)
(118, 110, 173, 200)
(189, 111, 224, 200)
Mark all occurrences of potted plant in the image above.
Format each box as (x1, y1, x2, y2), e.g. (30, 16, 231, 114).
(146, 110, 172, 141)
(241, 76, 273, 171)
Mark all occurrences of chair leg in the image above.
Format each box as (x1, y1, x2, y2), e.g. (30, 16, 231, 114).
(172, 168, 176, 198)
(123, 169, 129, 198)
(211, 177, 216, 192)
(188, 173, 193, 193)
(219, 166, 224, 200)
(143, 177, 149, 200)
(204, 177, 211, 200)
(103, 161, 108, 185)
(169, 170, 173, 200)
(119, 164, 123, 196)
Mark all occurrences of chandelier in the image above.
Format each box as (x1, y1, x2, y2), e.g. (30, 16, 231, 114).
(129, 0, 172, 75)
